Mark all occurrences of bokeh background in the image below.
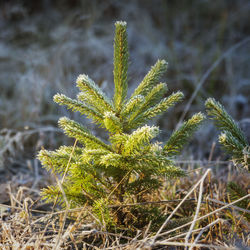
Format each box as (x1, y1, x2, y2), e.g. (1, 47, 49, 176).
(0, 0, 250, 175)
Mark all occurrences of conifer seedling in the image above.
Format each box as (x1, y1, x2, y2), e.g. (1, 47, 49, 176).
(205, 98, 249, 171)
(205, 99, 249, 221)
(38, 21, 205, 230)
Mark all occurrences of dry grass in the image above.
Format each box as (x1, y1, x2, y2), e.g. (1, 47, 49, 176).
(0, 159, 249, 249)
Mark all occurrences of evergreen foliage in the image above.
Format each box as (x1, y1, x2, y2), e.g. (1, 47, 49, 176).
(38, 21, 204, 230)
(205, 98, 249, 171)
(227, 182, 249, 221)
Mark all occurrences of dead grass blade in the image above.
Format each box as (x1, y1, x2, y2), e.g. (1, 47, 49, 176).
(151, 169, 211, 243)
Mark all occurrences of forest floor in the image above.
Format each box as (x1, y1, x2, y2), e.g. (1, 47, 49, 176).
(0, 157, 249, 249)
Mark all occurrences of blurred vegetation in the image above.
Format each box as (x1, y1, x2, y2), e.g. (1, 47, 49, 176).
(0, 0, 249, 164)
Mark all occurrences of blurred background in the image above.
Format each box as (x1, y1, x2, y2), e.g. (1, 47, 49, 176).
(0, 0, 250, 177)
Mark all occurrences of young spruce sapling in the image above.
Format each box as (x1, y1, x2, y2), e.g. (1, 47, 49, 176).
(38, 21, 205, 230)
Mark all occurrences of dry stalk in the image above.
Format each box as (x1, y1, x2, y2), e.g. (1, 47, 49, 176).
(151, 168, 211, 243)
(149, 193, 250, 240)
(184, 167, 208, 247)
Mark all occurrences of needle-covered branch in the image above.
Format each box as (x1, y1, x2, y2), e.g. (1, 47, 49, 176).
(164, 112, 205, 156)
(113, 21, 128, 112)
(131, 59, 168, 98)
(205, 98, 249, 170)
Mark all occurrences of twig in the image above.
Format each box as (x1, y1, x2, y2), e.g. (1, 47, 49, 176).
(108, 198, 196, 208)
(151, 169, 211, 244)
(149, 193, 250, 239)
(153, 240, 235, 250)
(190, 218, 222, 249)
(175, 160, 230, 165)
(208, 198, 250, 214)
(185, 168, 207, 248)
(0, 203, 50, 214)
(61, 139, 78, 184)
(160, 218, 221, 243)
(177, 36, 250, 127)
